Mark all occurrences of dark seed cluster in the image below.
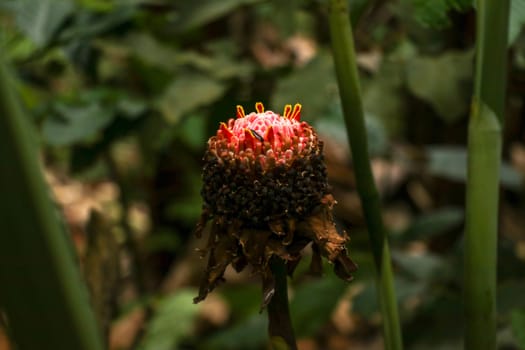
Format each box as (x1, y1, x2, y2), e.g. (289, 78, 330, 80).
(201, 144, 328, 227)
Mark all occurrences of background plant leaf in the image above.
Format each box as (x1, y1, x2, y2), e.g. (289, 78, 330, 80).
(139, 289, 200, 350)
(290, 275, 348, 337)
(157, 74, 226, 124)
(406, 50, 473, 123)
(511, 309, 525, 349)
(42, 102, 115, 146)
(0, 0, 75, 48)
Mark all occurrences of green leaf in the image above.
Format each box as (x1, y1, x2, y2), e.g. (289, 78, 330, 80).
(361, 41, 415, 136)
(0, 45, 105, 350)
(315, 110, 389, 156)
(178, 113, 208, 150)
(509, 0, 525, 45)
(78, 0, 115, 12)
(42, 102, 115, 146)
(497, 281, 525, 314)
(406, 0, 473, 28)
(394, 276, 427, 304)
(165, 197, 203, 224)
(406, 50, 473, 123)
(60, 5, 136, 41)
(290, 275, 348, 337)
(157, 73, 226, 124)
(220, 285, 262, 321)
(354, 254, 446, 319)
(270, 336, 291, 350)
(0, 0, 75, 47)
(273, 52, 338, 120)
(124, 34, 254, 79)
(139, 289, 200, 350)
(206, 54, 254, 80)
(393, 252, 448, 281)
(426, 146, 523, 189)
(407, 292, 464, 347)
(511, 309, 525, 349)
(353, 282, 378, 318)
(398, 207, 464, 241)
(426, 146, 468, 181)
(144, 229, 182, 253)
(203, 313, 268, 350)
(174, 0, 260, 32)
(354, 278, 428, 319)
(410, 0, 452, 28)
(77, 0, 146, 12)
(125, 33, 179, 72)
(116, 97, 147, 119)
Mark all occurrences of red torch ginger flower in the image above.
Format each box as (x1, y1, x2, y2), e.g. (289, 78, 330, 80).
(194, 102, 357, 305)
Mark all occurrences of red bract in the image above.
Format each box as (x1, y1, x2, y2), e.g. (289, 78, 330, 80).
(218, 102, 306, 160)
(194, 103, 357, 306)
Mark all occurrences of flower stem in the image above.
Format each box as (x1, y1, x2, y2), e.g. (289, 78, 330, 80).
(268, 257, 297, 350)
(328, 1, 403, 349)
(465, 1, 509, 349)
(0, 53, 103, 348)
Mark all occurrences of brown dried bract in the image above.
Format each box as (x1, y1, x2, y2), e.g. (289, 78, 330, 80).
(194, 194, 357, 306)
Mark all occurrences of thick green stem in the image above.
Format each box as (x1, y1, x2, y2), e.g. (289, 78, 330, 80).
(0, 53, 104, 349)
(328, 1, 403, 349)
(268, 258, 297, 350)
(465, 1, 509, 349)
(465, 110, 501, 349)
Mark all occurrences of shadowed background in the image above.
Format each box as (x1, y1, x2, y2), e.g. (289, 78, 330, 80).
(1, 0, 525, 349)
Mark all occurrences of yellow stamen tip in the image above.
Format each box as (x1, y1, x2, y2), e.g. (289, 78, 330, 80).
(236, 105, 245, 118)
(290, 103, 302, 121)
(283, 104, 292, 118)
(255, 102, 264, 113)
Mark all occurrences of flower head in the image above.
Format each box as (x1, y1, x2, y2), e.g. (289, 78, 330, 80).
(194, 103, 357, 305)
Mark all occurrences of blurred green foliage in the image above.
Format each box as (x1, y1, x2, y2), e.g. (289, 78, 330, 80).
(1, 0, 525, 349)
(139, 289, 200, 350)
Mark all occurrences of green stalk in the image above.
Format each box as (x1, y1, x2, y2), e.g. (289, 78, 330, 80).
(0, 53, 104, 349)
(268, 258, 297, 350)
(464, 1, 509, 349)
(328, 1, 403, 349)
